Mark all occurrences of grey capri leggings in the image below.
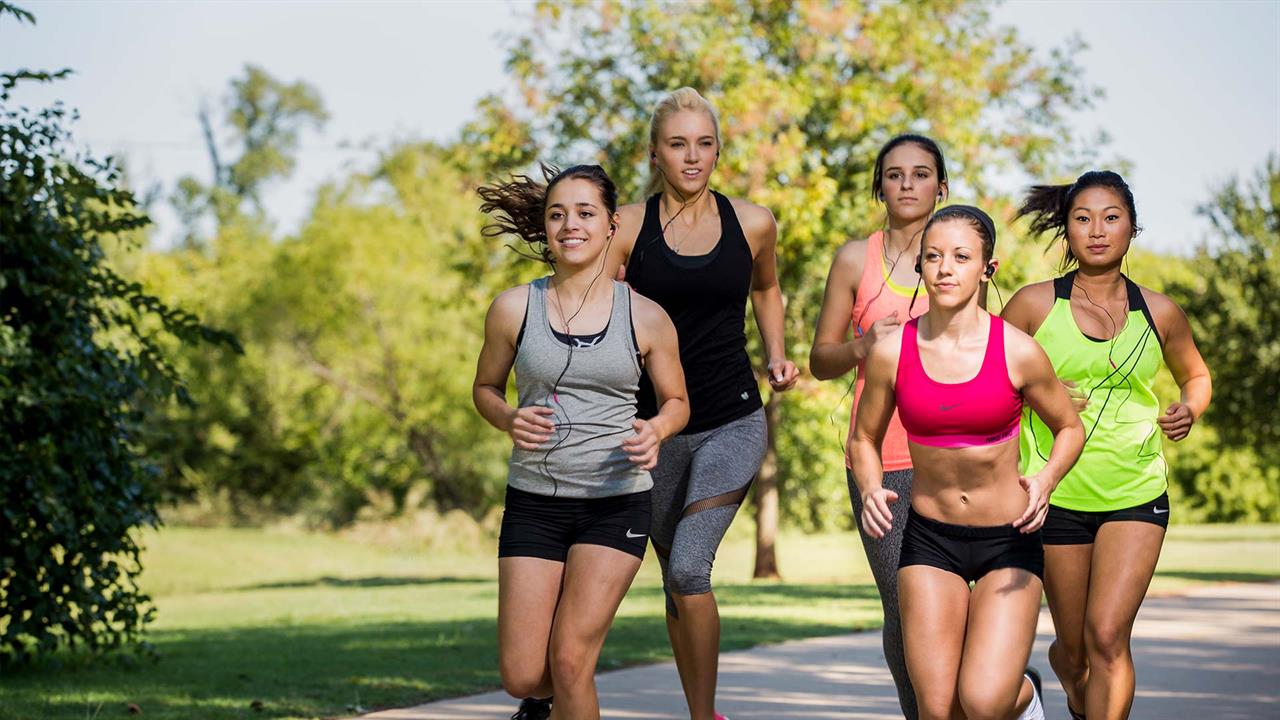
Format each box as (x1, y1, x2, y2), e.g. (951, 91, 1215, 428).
(848, 467, 918, 720)
(650, 408, 767, 617)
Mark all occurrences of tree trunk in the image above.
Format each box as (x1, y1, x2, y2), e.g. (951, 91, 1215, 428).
(752, 391, 782, 580)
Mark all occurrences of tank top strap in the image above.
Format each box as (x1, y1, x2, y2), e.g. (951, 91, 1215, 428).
(1053, 271, 1075, 301)
(527, 276, 549, 330)
(851, 231, 885, 334)
(711, 190, 746, 244)
(1123, 274, 1162, 347)
(642, 193, 663, 233)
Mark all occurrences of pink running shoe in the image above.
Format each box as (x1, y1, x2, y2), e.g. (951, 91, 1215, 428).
(714, 714, 731, 720)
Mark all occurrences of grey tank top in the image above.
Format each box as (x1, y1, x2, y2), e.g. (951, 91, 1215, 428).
(507, 277, 653, 498)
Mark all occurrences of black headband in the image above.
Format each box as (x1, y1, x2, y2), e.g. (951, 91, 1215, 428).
(931, 204, 997, 251)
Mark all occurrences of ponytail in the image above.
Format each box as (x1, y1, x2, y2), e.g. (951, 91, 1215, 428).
(1016, 170, 1141, 271)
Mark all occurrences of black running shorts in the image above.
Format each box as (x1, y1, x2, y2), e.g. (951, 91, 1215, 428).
(1042, 492, 1170, 545)
(899, 511, 1044, 583)
(498, 485, 651, 561)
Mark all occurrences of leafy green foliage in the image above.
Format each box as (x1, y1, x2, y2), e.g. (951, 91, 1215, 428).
(139, 144, 508, 524)
(171, 65, 328, 241)
(0, 31, 236, 663)
(1162, 155, 1280, 521)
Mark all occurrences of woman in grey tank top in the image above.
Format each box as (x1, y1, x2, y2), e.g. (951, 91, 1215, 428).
(474, 164, 689, 720)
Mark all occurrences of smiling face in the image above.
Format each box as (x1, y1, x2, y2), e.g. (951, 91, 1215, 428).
(652, 109, 719, 197)
(880, 142, 946, 223)
(1065, 186, 1134, 268)
(544, 177, 614, 269)
(919, 218, 992, 310)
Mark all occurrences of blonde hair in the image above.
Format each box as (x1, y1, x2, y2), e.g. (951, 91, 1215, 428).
(646, 87, 721, 196)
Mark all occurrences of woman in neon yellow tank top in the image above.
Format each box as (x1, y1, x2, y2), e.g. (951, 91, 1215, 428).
(1003, 171, 1212, 720)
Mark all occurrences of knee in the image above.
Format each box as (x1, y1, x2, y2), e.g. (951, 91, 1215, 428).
(549, 640, 592, 687)
(1085, 619, 1131, 666)
(914, 690, 957, 720)
(500, 663, 546, 700)
(958, 683, 1014, 720)
(666, 555, 712, 597)
(1051, 637, 1087, 671)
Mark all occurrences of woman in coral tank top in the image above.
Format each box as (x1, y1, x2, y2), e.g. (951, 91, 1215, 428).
(810, 133, 948, 719)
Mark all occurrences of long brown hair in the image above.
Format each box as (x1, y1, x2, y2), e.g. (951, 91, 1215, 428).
(478, 163, 619, 265)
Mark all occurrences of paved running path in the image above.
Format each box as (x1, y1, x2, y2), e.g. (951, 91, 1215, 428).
(369, 582, 1279, 719)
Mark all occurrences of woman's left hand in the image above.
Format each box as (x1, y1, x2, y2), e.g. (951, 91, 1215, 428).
(1014, 473, 1052, 533)
(1157, 402, 1195, 440)
(622, 419, 661, 470)
(767, 358, 799, 392)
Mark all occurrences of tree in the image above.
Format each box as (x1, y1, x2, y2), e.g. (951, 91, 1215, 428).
(172, 65, 328, 242)
(492, 0, 1096, 576)
(1162, 155, 1280, 521)
(0, 3, 235, 663)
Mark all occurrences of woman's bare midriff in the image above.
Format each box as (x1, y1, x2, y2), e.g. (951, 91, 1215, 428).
(907, 437, 1027, 526)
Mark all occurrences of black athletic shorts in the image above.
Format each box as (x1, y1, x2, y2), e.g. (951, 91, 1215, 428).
(498, 485, 651, 562)
(899, 511, 1044, 583)
(1042, 491, 1170, 545)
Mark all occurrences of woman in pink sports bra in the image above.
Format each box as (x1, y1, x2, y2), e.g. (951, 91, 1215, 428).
(810, 133, 948, 720)
(850, 205, 1084, 720)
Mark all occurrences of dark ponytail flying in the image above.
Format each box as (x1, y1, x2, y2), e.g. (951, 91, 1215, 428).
(478, 163, 619, 265)
(1016, 170, 1142, 271)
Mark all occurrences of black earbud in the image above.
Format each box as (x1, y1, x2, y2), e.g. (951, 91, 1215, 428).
(914, 259, 922, 274)
(879, 193, 886, 201)
(984, 263, 995, 278)
(938, 190, 944, 199)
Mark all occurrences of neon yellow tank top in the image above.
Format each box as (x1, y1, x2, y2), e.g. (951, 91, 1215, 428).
(1019, 272, 1168, 511)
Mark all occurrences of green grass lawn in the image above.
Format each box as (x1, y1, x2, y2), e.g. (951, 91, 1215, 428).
(2, 523, 1276, 720)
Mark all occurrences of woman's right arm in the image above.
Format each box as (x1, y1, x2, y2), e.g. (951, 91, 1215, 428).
(811, 240, 888, 380)
(472, 286, 555, 449)
(848, 331, 903, 538)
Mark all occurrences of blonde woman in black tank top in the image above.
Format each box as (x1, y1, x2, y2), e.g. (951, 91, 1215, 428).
(605, 88, 799, 720)
(475, 165, 688, 720)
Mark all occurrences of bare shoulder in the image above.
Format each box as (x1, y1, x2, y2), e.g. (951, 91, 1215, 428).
(834, 237, 869, 274)
(727, 196, 777, 238)
(1004, 279, 1056, 313)
(1138, 285, 1185, 322)
(1001, 317, 1043, 355)
(867, 323, 905, 366)
(1000, 316, 1052, 379)
(617, 201, 647, 227)
(614, 201, 647, 249)
(1138, 284, 1189, 341)
(494, 282, 532, 318)
(1002, 279, 1057, 334)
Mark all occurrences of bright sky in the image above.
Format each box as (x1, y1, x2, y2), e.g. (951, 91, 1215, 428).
(7, 0, 1278, 254)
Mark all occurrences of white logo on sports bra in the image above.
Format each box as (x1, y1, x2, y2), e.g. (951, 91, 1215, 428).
(625, 529, 646, 538)
(1153, 507, 1169, 515)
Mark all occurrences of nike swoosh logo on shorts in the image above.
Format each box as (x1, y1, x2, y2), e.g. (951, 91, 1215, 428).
(1153, 507, 1169, 514)
(625, 529, 646, 538)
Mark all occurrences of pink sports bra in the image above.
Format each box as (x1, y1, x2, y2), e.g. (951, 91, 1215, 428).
(895, 314, 1022, 448)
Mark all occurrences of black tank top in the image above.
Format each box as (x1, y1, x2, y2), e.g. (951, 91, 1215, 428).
(626, 190, 762, 434)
